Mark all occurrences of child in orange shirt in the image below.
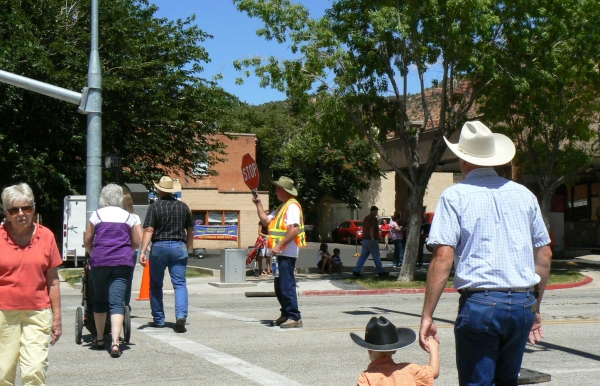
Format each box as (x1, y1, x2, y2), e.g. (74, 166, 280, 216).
(351, 316, 439, 386)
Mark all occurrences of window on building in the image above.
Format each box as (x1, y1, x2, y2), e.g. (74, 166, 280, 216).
(192, 210, 239, 226)
(191, 149, 209, 176)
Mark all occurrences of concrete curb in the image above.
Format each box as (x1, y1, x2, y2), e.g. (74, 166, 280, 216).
(300, 275, 594, 297)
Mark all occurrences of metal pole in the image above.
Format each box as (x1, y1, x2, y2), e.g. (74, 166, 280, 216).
(0, 70, 82, 105)
(85, 0, 102, 221)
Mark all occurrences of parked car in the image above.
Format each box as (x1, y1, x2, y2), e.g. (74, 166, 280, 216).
(331, 220, 363, 244)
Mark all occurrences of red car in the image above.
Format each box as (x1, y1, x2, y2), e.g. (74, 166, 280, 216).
(331, 220, 363, 244)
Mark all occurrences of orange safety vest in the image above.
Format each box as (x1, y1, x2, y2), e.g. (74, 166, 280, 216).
(267, 198, 307, 249)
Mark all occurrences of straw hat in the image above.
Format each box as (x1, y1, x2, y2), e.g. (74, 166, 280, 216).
(444, 121, 516, 166)
(350, 316, 417, 352)
(272, 176, 298, 196)
(153, 176, 182, 193)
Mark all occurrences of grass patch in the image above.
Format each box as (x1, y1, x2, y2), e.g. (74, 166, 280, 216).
(547, 270, 585, 285)
(186, 269, 211, 278)
(58, 269, 83, 287)
(346, 270, 586, 289)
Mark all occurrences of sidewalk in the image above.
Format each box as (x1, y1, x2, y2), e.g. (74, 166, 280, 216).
(116, 255, 600, 298)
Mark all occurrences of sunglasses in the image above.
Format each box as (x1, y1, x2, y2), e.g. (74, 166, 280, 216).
(7, 206, 33, 215)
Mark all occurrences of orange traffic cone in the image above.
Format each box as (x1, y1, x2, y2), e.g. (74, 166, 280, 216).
(136, 260, 150, 301)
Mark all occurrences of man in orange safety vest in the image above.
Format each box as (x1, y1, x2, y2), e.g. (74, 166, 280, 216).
(253, 176, 306, 328)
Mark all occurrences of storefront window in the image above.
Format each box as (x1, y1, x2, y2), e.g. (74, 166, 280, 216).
(192, 210, 240, 225)
(224, 212, 239, 225)
(208, 211, 223, 225)
(192, 211, 206, 225)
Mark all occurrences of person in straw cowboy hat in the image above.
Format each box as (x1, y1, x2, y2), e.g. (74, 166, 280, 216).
(419, 121, 552, 385)
(140, 176, 194, 333)
(351, 316, 439, 385)
(252, 176, 307, 328)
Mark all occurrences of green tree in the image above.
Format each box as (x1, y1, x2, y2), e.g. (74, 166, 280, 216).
(234, 0, 505, 280)
(478, 0, 600, 227)
(226, 100, 382, 237)
(0, 0, 236, 231)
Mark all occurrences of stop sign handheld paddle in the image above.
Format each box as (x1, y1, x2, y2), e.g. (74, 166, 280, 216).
(241, 153, 260, 198)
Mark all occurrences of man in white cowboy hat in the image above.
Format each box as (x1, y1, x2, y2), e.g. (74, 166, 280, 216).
(140, 176, 194, 333)
(419, 121, 552, 385)
(252, 176, 307, 328)
(351, 316, 439, 385)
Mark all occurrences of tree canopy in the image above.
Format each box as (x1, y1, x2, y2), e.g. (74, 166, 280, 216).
(478, 0, 600, 225)
(0, 0, 236, 223)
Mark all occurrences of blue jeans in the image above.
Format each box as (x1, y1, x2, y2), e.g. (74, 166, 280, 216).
(149, 241, 188, 324)
(91, 265, 132, 315)
(353, 239, 385, 273)
(125, 251, 138, 307)
(455, 290, 537, 385)
(274, 256, 301, 321)
(392, 239, 404, 266)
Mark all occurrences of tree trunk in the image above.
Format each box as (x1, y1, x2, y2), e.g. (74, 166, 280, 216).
(539, 185, 553, 231)
(397, 185, 426, 282)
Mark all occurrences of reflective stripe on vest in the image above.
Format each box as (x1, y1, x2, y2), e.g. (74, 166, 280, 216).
(267, 198, 306, 249)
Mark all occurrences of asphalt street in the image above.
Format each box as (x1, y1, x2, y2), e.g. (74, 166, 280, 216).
(46, 259, 600, 385)
(187, 241, 422, 271)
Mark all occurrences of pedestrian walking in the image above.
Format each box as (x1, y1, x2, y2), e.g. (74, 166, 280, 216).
(419, 121, 552, 385)
(139, 176, 194, 333)
(352, 206, 389, 277)
(0, 183, 62, 384)
(84, 184, 141, 357)
(389, 212, 404, 268)
(252, 176, 307, 328)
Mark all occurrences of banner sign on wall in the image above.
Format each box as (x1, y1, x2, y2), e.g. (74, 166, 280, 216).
(194, 225, 238, 241)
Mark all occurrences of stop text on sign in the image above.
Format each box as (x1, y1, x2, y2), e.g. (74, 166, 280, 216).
(242, 162, 258, 182)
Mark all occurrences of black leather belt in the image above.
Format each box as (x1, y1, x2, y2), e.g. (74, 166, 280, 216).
(458, 287, 535, 294)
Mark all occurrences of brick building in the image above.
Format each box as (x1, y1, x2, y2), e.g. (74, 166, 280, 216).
(170, 133, 268, 250)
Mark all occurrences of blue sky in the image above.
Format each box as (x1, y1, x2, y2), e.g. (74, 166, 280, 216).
(149, 0, 441, 105)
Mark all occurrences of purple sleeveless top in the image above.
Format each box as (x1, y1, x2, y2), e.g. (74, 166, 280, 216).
(91, 211, 134, 268)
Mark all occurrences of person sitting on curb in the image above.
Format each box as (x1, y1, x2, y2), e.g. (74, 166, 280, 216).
(351, 316, 439, 386)
(331, 248, 344, 273)
(317, 242, 332, 273)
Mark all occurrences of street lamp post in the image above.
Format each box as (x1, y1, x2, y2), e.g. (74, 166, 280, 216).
(86, 0, 102, 221)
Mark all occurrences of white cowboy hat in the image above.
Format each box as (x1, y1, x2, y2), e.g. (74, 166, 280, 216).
(153, 176, 182, 193)
(444, 121, 516, 167)
(272, 176, 298, 196)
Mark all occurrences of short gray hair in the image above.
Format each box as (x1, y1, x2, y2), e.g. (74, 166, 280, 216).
(99, 184, 123, 208)
(2, 183, 35, 210)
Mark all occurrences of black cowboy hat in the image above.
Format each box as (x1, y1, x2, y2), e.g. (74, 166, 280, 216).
(350, 316, 417, 352)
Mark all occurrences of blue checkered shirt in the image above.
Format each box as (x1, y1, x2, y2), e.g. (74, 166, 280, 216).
(427, 168, 551, 290)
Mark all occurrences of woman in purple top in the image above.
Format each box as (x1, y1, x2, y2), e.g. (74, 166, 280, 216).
(84, 184, 141, 357)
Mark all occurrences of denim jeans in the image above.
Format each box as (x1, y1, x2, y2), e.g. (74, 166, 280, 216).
(274, 256, 301, 321)
(91, 265, 132, 315)
(125, 251, 138, 307)
(454, 290, 537, 385)
(392, 239, 404, 266)
(149, 241, 188, 324)
(353, 239, 385, 273)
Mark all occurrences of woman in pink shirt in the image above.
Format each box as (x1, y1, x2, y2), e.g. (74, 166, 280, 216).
(0, 183, 62, 385)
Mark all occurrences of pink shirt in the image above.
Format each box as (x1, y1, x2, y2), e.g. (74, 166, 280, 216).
(357, 357, 434, 386)
(0, 224, 62, 310)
